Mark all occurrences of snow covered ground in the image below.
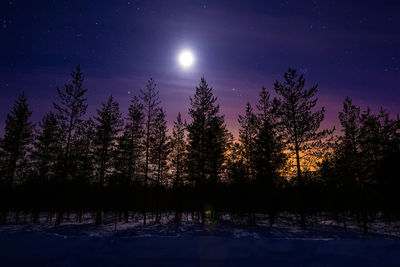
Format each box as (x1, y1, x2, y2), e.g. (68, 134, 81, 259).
(1, 213, 400, 266)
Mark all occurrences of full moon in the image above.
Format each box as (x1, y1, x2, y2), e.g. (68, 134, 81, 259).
(178, 50, 194, 68)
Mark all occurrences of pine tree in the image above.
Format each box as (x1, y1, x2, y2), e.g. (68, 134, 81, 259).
(140, 78, 160, 187)
(149, 108, 170, 187)
(1, 93, 34, 185)
(377, 111, 400, 191)
(327, 100, 400, 190)
(116, 96, 145, 184)
(336, 97, 361, 187)
(94, 95, 123, 187)
(339, 97, 360, 153)
(186, 77, 230, 185)
(32, 112, 62, 182)
(377, 108, 400, 155)
(357, 107, 397, 185)
(225, 142, 246, 185)
(53, 65, 88, 180)
(254, 87, 286, 189)
(238, 102, 258, 181)
(170, 112, 186, 186)
(71, 118, 96, 184)
(274, 68, 333, 184)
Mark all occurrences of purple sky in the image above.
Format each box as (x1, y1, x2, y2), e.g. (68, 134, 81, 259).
(1, 0, 399, 138)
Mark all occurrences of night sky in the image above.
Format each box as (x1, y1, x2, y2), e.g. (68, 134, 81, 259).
(1, 0, 399, 138)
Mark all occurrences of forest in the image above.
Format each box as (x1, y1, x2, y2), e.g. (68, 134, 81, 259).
(1, 66, 399, 230)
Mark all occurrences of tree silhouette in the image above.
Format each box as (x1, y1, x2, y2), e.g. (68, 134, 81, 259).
(238, 102, 257, 181)
(94, 95, 123, 187)
(53, 65, 88, 180)
(254, 86, 286, 191)
(140, 78, 160, 187)
(186, 77, 230, 186)
(116, 96, 145, 184)
(32, 112, 62, 182)
(274, 68, 333, 185)
(357, 107, 400, 185)
(336, 97, 361, 187)
(72, 118, 96, 184)
(170, 112, 186, 186)
(2, 68, 400, 230)
(225, 142, 246, 185)
(1, 93, 34, 185)
(149, 108, 170, 186)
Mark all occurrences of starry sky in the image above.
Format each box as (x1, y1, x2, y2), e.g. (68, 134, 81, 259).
(1, 0, 399, 138)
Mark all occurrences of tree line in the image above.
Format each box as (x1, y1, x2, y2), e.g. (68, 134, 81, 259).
(0, 66, 399, 227)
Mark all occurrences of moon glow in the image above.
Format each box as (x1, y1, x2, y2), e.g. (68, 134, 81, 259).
(178, 50, 194, 68)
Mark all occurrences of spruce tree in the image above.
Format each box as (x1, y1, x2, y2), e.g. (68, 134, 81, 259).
(1, 93, 34, 185)
(116, 96, 145, 184)
(238, 102, 258, 181)
(328, 100, 400, 190)
(94, 95, 123, 187)
(170, 112, 186, 186)
(71, 118, 96, 184)
(32, 112, 62, 182)
(337, 97, 361, 187)
(149, 108, 170, 186)
(339, 97, 360, 153)
(186, 77, 230, 185)
(358, 107, 396, 185)
(377, 111, 400, 191)
(255, 87, 286, 189)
